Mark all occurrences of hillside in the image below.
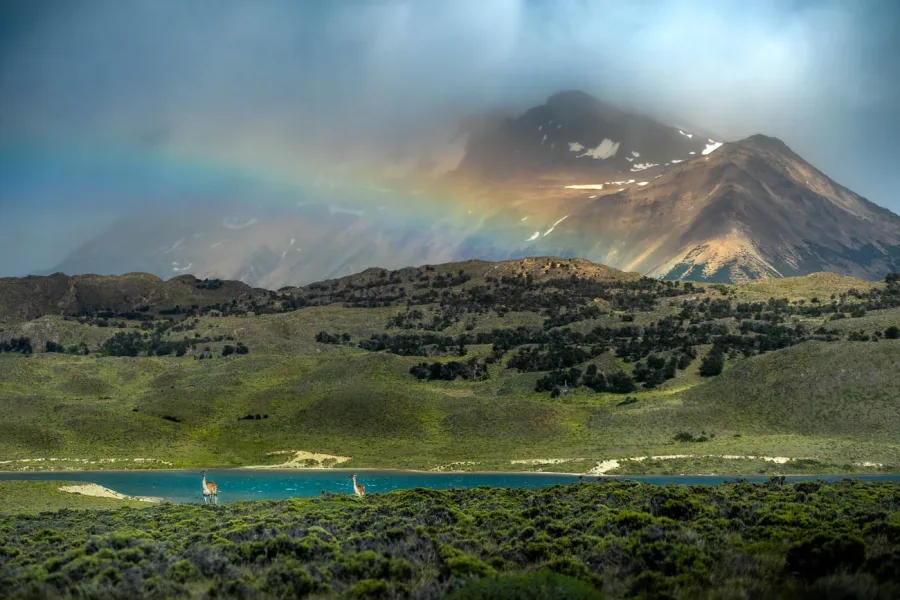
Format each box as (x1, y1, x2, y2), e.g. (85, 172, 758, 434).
(0, 272, 267, 323)
(1, 259, 899, 474)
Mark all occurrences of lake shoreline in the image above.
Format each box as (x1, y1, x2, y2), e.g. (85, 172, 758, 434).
(0, 465, 897, 477)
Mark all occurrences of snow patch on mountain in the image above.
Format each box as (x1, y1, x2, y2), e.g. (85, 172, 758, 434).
(630, 162, 658, 172)
(577, 139, 620, 160)
(565, 184, 605, 190)
(679, 130, 693, 138)
(543, 215, 570, 237)
(702, 140, 724, 155)
(568, 142, 585, 152)
(631, 151, 640, 157)
(526, 231, 540, 242)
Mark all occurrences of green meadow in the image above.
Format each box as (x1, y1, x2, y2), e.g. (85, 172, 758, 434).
(1, 261, 899, 474)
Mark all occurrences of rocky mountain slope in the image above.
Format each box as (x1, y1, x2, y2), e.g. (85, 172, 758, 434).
(42, 92, 900, 285)
(502, 134, 900, 282)
(455, 89, 719, 181)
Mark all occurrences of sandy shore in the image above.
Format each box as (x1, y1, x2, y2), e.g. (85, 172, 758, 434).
(0, 452, 888, 476)
(241, 450, 352, 469)
(58, 483, 167, 503)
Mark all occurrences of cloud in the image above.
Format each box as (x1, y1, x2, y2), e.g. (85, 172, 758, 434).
(3, 1, 893, 157)
(0, 0, 898, 275)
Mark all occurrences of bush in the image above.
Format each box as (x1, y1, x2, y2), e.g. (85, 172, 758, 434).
(699, 350, 724, 377)
(447, 572, 604, 600)
(786, 533, 866, 582)
(348, 578, 389, 599)
(0, 481, 898, 598)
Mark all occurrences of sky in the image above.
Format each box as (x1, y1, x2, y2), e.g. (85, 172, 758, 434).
(1, 0, 899, 276)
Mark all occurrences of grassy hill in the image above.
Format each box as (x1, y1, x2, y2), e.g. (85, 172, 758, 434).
(1, 258, 899, 474)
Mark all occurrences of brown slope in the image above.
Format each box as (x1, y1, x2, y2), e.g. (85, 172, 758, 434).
(642, 134, 900, 281)
(515, 134, 900, 283)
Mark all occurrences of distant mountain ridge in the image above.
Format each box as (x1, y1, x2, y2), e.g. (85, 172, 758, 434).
(42, 91, 900, 285)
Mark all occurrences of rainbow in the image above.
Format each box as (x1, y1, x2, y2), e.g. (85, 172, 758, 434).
(0, 134, 572, 254)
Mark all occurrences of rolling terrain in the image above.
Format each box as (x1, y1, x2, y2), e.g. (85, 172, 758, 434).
(1, 258, 899, 474)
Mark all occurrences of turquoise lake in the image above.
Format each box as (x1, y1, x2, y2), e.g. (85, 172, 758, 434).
(1, 470, 898, 504)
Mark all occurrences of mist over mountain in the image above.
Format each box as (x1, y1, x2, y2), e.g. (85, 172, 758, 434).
(2, 1, 899, 279)
(43, 89, 900, 286)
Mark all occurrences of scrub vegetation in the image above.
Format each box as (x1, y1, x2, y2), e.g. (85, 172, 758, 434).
(0, 480, 898, 599)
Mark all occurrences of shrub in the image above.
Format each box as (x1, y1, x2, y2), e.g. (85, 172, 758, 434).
(348, 578, 390, 599)
(447, 572, 604, 599)
(699, 350, 724, 377)
(786, 533, 866, 582)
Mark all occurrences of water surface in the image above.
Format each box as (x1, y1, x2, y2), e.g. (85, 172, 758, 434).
(1, 470, 897, 504)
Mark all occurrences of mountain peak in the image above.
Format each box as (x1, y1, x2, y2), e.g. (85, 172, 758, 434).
(546, 89, 604, 109)
(734, 133, 791, 153)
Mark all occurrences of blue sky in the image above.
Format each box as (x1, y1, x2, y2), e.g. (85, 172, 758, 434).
(1, 0, 898, 275)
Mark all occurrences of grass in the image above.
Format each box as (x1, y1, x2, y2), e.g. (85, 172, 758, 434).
(731, 271, 880, 302)
(0, 481, 150, 514)
(3, 338, 900, 472)
(1, 271, 899, 473)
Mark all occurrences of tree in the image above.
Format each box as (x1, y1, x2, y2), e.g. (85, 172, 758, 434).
(222, 345, 235, 356)
(607, 371, 637, 394)
(236, 342, 249, 355)
(885, 326, 900, 340)
(699, 350, 724, 377)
